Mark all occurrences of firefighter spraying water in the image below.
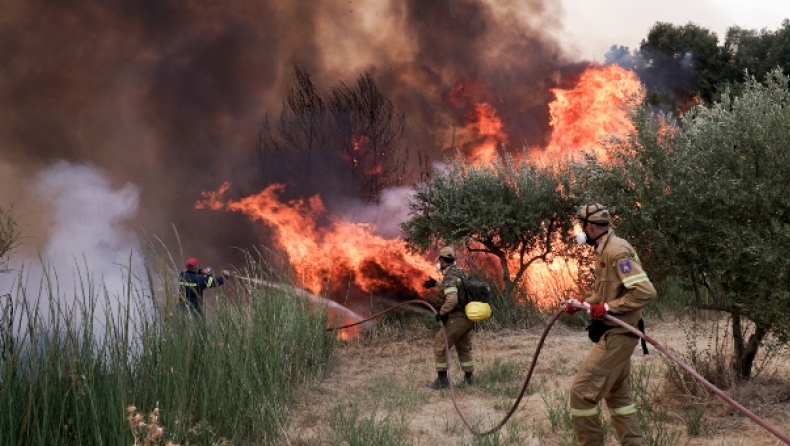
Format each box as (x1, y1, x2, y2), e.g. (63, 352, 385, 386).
(178, 257, 231, 320)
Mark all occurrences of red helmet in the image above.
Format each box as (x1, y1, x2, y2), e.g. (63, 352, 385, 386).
(185, 258, 200, 268)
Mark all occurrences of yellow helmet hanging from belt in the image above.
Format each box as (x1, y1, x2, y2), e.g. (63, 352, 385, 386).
(465, 301, 492, 322)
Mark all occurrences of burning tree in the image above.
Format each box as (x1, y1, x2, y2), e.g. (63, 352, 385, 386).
(257, 67, 407, 202)
(401, 155, 579, 306)
(574, 69, 790, 380)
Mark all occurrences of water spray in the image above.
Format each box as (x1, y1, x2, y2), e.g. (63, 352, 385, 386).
(234, 276, 369, 328)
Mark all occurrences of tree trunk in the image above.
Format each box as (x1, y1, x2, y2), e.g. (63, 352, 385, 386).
(503, 280, 516, 307)
(733, 317, 768, 380)
(497, 252, 515, 307)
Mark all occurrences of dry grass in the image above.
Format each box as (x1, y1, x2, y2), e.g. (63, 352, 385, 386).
(127, 405, 180, 446)
(286, 317, 790, 445)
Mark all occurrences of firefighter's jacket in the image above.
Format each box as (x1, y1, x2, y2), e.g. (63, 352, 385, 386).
(438, 264, 467, 317)
(178, 270, 225, 311)
(585, 231, 656, 333)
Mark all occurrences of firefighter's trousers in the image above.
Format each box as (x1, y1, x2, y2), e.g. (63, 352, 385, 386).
(570, 331, 643, 446)
(433, 314, 474, 373)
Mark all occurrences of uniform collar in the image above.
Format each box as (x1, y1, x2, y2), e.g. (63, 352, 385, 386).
(443, 264, 460, 275)
(595, 230, 613, 254)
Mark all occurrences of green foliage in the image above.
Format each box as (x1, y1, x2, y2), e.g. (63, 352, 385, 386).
(723, 20, 790, 87)
(642, 276, 696, 321)
(574, 69, 790, 378)
(610, 20, 790, 109)
(0, 256, 336, 445)
(401, 155, 578, 304)
(640, 22, 726, 104)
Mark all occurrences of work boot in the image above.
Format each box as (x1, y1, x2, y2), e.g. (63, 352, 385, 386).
(426, 371, 449, 390)
(464, 371, 474, 386)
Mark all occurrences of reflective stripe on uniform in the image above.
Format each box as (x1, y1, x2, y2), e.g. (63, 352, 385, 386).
(179, 282, 197, 287)
(611, 404, 637, 416)
(622, 273, 649, 288)
(435, 362, 448, 371)
(207, 277, 215, 287)
(460, 361, 474, 368)
(570, 405, 601, 417)
(444, 286, 458, 296)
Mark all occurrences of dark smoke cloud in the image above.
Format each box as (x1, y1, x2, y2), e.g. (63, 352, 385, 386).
(374, 0, 572, 152)
(0, 0, 579, 271)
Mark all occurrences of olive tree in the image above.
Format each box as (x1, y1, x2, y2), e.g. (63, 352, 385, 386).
(401, 155, 578, 305)
(575, 69, 790, 379)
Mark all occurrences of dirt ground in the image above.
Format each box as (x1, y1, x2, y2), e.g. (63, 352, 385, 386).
(285, 317, 790, 445)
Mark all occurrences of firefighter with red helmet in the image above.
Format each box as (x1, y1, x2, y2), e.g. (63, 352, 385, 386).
(423, 246, 475, 389)
(562, 203, 656, 446)
(178, 257, 230, 318)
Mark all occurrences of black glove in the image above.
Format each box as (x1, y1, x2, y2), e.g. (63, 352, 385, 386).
(423, 277, 438, 289)
(435, 312, 447, 323)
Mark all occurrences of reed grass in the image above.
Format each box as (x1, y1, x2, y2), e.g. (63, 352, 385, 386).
(0, 254, 336, 445)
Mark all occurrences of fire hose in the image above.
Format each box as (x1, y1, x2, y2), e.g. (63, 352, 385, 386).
(328, 299, 790, 443)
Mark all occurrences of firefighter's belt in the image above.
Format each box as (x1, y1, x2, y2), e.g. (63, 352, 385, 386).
(587, 319, 649, 355)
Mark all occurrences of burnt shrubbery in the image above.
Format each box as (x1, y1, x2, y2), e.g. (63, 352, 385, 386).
(257, 67, 408, 203)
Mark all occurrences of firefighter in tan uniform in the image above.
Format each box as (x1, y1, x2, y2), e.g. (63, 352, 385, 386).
(423, 246, 475, 389)
(562, 203, 656, 446)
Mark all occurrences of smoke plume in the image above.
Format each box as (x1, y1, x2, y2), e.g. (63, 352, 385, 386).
(0, 0, 587, 280)
(0, 161, 146, 338)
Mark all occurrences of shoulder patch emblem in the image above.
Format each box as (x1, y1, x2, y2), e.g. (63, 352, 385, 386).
(442, 279, 453, 287)
(600, 261, 606, 268)
(618, 259, 632, 274)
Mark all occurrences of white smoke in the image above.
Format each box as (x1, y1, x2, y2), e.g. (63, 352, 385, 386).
(0, 161, 147, 340)
(35, 161, 141, 277)
(337, 186, 416, 238)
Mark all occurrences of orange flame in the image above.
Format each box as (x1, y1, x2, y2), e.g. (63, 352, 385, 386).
(534, 64, 644, 164)
(466, 102, 507, 164)
(195, 182, 231, 211)
(198, 64, 646, 335)
(196, 183, 436, 297)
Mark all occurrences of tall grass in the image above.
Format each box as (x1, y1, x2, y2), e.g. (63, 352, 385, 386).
(630, 363, 685, 446)
(477, 284, 545, 330)
(0, 256, 336, 445)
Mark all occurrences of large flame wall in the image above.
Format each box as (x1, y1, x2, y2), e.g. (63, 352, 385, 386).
(198, 64, 645, 309)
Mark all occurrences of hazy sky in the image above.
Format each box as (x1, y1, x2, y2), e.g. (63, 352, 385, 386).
(560, 0, 789, 61)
